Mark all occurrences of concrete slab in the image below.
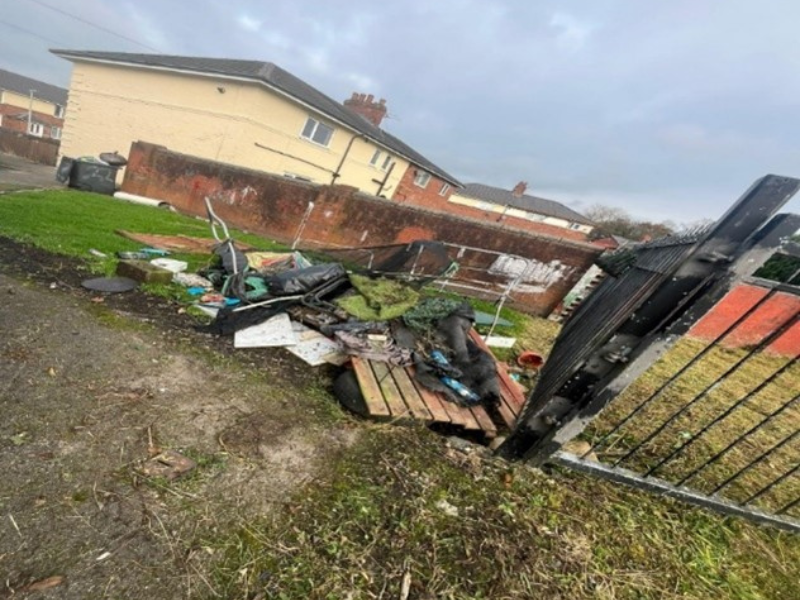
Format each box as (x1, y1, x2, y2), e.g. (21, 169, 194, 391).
(0, 152, 62, 191)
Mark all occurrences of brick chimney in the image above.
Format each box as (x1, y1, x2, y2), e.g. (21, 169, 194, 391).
(511, 181, 528, 198)
(343, 92, 387, 127)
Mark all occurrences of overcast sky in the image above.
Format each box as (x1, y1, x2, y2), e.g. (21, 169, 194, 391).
(3, 0, 800, 223)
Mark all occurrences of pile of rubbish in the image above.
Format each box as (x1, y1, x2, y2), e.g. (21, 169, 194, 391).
(193, 246, 502, 409)
(169, 199, 506, 410)
(85, 199, 526, 417)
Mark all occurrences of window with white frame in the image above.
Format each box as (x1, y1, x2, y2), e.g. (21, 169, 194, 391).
(28, 122, 43, 137)
(54, 104, 65, 118)
(439, 183, 451, 196)
(413, 170, 431, 188)
(369, 149, 381, 166)
(381, 154, 392, 171)
(50, 126, 61, 140)
(300, 117, 334, 147)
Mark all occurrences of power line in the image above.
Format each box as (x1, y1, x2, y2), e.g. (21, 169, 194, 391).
(22, 0, 160, 52)
(0, 17, 65, 46)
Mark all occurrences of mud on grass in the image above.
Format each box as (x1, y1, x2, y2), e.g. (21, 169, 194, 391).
(209, 427, 800, 600)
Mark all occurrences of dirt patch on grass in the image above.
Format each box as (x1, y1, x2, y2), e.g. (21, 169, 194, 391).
(0, 264, 355, 599)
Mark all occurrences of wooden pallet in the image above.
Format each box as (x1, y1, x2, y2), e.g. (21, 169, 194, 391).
(351, 330, 528, 438)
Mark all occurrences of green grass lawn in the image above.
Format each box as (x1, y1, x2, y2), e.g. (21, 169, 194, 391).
(207, 428, 800, 600)
(0, 188, 285, 275)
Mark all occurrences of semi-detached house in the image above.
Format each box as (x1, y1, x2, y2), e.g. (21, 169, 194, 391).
(0, 68, 66, 140)
(52, 50, 460, 201)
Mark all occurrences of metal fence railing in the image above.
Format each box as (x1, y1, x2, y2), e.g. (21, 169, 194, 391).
(496, 174, 800, 532)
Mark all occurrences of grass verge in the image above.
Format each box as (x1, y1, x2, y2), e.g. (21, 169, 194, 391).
(0, 188, 286, 275)
(207, 427, 800, 600)
(584, 339, 799, 514)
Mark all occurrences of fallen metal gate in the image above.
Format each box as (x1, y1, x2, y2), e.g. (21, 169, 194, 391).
(498, 175, 800, 532)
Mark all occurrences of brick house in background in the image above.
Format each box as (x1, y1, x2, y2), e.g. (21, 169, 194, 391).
(0, 68, 66, 141)
(435, 181, 595, 241)
(340, 91, 458, 203)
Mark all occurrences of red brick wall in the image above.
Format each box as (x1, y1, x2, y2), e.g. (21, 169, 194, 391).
(392, 165, 455, 204)
(392, 167, 589, 242)
(122, 141, 602, 315)
(687, 284, 800, 357)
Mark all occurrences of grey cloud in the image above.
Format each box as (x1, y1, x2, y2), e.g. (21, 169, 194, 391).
(4, 0, 800, 221)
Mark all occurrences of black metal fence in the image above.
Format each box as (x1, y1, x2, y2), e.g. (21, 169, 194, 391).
(498, 175, 800, 532)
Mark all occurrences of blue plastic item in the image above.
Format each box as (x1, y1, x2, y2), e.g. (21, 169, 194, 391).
(440, 376, 481, 404)
(141, 247, 170, 256)
(429, 350, 481, 404)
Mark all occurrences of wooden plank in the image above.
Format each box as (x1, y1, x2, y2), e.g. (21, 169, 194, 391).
(494, 397, 518, 429)
(446, 401, 482, 430)
(470, 405, 497, 437)
(469, 329, 527, 414)
(499, 375, 527, 412)
(351, 358, 391, 418)
(390, 366, 434, 421)
(499, 377, 526, 415)
(407, 366, 451, 424)
(371, 361, 411, 420)
(411, 376, 468, 427)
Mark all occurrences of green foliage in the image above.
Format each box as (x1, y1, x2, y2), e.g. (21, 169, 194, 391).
(754, 253, 800, 284)
(0, 189, 285, 260)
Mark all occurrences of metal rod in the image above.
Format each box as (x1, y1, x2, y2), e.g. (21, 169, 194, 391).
(612, 311, 799, 467)
(711, 431, 798, 495)
(552, 451, 799, 533)
(644, 357, 798, 477)
(485, 259, 528, 340)
(585, 289, 777, 458)
(292, 201, 315, 250)
(742, 463, 800, 507)
(231, 294, 304, 312)
(776, 496, 800, 516)
(677, 392, 800, 486)
(409, 243, 425, 276)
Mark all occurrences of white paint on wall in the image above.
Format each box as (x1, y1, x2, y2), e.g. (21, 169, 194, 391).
(488, 255, 572, 293)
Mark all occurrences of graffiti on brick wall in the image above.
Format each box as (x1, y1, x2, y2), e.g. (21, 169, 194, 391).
(210, 185, 258, 206)
(488, 255, 572, 293)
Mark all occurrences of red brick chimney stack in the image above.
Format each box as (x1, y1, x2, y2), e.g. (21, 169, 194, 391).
(512, 181, 528, 198)
(343, 92, 388, 127)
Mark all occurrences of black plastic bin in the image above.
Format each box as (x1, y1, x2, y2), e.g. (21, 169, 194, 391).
(56, 156, 120, 195)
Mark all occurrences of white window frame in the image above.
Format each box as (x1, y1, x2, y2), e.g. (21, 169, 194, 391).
(381, 155, 392, 171)
(300, 116, 334, 147)
(439, 183, 451, 196)
(54, 104, 65, 118)
(413, 170, 431, 188)
(50, 126, 61, 139)
(28, 122, 43, 137)
(369, 149, 382, 166)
